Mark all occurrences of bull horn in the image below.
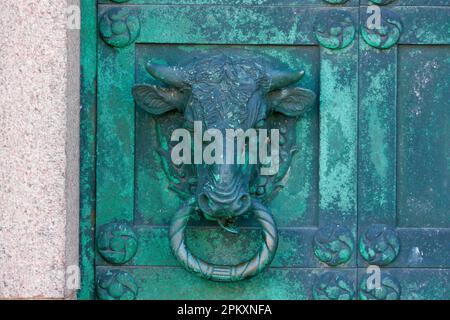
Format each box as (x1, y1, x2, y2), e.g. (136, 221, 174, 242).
(146, 62, 187, 88)
(269, 70, 305, 91)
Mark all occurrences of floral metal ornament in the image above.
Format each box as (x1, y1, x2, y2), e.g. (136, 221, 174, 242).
(132, 50, 316, 281)
(314, 10, 355, 49)
(361, 8, 403, 49)
(359, 272, 401, 300)
(359, 224, 400, 266)
(313, 224, 354, 266)
(99, 7, 140, 48)
(97, 270, 138, 300)
(313, 272, 355, 300)
(97, 222, 138, 264)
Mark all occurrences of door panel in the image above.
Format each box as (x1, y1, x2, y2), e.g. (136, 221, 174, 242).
(357, 4, 450, 299)
(397, 46, 450, 229)
(361, 0, 450, 6)
(96, 42, 135, 225)
(83, 0, 450, 300)
(93, 2, 359, 300)
(99, 0, 360, 6)
(108, 267, 357, 300)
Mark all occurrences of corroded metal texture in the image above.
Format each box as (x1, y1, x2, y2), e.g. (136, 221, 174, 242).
(81, 0, 450, 299)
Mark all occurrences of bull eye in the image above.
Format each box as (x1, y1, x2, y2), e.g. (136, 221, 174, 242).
(184, 120, 194, 131)
(255, 119, 266, 128)
(239, 194, 249, 205)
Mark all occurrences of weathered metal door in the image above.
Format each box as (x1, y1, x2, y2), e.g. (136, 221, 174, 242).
(80, 0, 450, 300)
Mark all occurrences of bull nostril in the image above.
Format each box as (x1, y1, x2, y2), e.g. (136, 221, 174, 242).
(199, 191, 251, 216)
(199, 192, 217, 214)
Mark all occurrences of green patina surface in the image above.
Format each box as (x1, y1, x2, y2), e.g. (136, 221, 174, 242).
(359, 42, 397, 224)
(95, 227, 319, 268)
(79, 0, 97, 300)
(96, 43, 136, 224)
(99, 0, 360, 5)
(80, 1, 450, 299)
(397, 46, 450, 228)
(319, 49, 357, 218)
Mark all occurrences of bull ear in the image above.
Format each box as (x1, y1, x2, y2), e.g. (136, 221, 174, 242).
(268, 87, 316, 117)
(132, 84, 187, 115)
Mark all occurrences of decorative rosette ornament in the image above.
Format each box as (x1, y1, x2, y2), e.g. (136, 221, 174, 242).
(99, 7, 140, 48)
(361, 8, 403, 49)
(97, 270, 138, 300)
(369, 0, 396, 5)
(313, 224, 354, 266)
(323, 0, 350, 4)
(359, 272, 401, 300)
(97, 222, 138, 264)
(313, 272, 355, 300)
(314, 10, 355, 49)
(359, 224, 400, 266)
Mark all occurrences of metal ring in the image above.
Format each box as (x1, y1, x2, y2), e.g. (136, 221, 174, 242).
(169, 199, 278, 282)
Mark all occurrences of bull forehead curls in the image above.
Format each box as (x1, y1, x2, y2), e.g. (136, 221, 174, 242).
(132, 52, 316, 128)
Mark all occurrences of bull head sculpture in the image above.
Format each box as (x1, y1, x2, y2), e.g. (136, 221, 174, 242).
(133, 51, 316, 281)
